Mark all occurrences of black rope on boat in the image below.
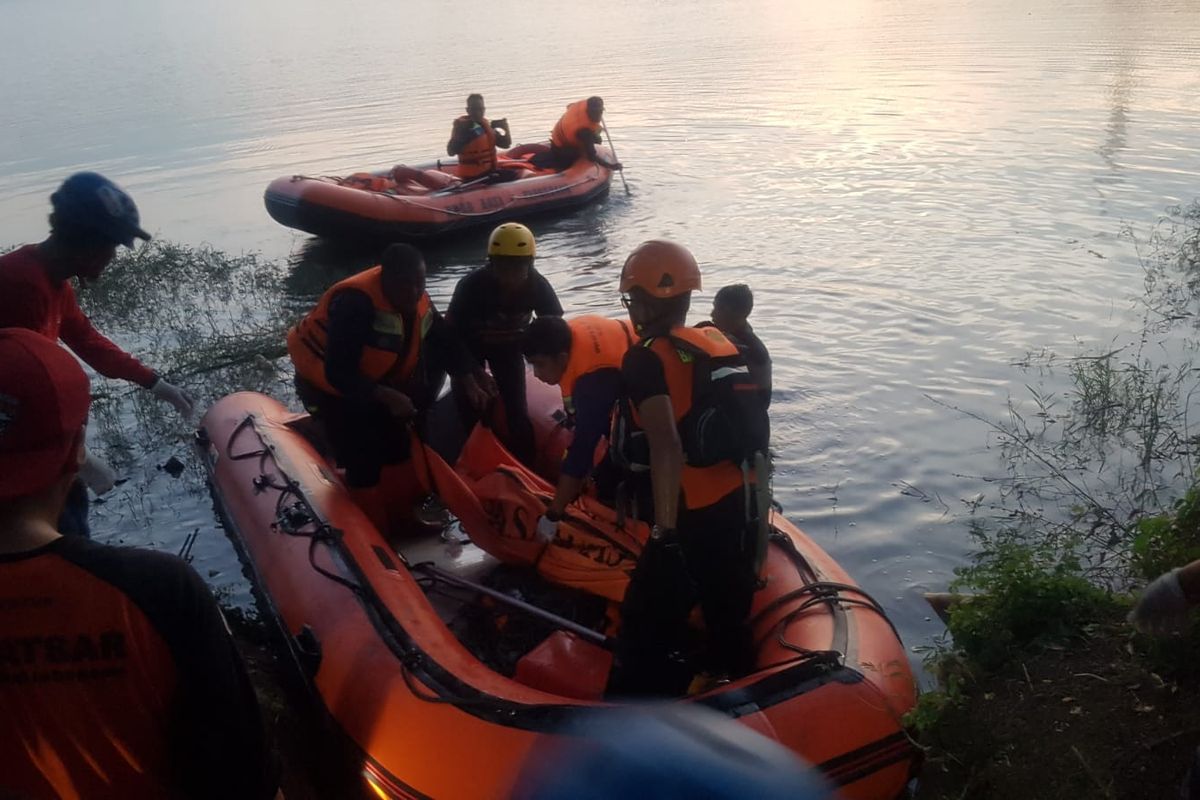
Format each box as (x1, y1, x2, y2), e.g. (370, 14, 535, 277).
(270, 476, 365, 596)
(225, 414, 365, 596)
(745, 529, 901, 664)
(222, 415, 581, 710)
(225, 415, 268, 462)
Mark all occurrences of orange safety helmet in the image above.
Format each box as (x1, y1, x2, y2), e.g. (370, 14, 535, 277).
(618, 240, 701, 298)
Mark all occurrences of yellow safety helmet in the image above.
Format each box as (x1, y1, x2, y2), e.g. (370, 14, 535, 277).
(488, 222, 536, 258)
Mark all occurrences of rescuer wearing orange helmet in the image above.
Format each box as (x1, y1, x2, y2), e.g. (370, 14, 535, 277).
(607, 240, 769, 697)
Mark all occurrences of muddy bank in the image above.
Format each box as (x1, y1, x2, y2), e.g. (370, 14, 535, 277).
(915, 609, 1200, 800)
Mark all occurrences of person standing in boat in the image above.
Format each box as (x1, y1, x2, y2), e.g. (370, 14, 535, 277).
(447, 223, 562, 467)
(447, 93, 512, 181)
(0, 172, 195, 537)
(521, 313, 634, 538)
(288, 243, 493, 533)
(608, 240, 770, 697)
(0, 328, 278, 800)
(539, 96, 623, 172)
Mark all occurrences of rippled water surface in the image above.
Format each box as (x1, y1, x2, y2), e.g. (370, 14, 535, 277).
(3, 0, 1199, 652)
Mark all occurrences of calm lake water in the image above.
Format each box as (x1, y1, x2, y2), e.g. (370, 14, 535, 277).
(3, 0, 1199, 654)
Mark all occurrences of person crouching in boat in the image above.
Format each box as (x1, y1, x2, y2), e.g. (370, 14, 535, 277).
(521, 314, 634, 540)
(447, 93, 513, 182)
(607, 240, 771, 697)
(538, 96, 623, 172)
(447, 223, 562, 467)
(288, 243, 494, 533)
(0, 328, 278, 800)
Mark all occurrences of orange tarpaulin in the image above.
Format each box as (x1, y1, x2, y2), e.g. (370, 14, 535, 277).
(413, 425, 649, 603)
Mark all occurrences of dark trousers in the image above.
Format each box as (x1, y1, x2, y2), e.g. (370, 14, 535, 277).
(57, 479, 91, 537)
(608, 489, 758, 697)
(454, 346, 535, 466)
(530, 146, 580, 172)
(295, 378, 411, 489)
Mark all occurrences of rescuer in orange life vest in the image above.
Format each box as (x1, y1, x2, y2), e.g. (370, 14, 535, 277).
(288, 243, 495, 532)
(540, 96, 623, 172)
(447, 93, 513, 181)
(606, 240, 770, 697)
(0, 328, 278, 800)
(521, 313, 634, 538)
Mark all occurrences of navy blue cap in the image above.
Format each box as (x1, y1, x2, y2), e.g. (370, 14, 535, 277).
(50, 172, 151, 248)
(513, 706, 837, 800)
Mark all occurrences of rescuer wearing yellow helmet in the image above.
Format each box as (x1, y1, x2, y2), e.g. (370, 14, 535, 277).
(446, 223, 562, 465)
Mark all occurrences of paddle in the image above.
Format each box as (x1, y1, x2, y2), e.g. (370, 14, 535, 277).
(437, 173, 495, 195)
(601, 120, 630, 195)
(413, 562, 614, 648)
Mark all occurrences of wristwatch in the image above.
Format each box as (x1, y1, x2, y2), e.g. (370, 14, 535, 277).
(650, 525, 676, 541)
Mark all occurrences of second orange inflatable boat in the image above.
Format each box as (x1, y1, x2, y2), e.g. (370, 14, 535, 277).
(264, 142, 614, 241)
(198, 377, 919, 798)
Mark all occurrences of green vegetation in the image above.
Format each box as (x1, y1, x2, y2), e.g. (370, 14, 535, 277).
(1133, 482, 1200, 583)
(913, 202, 1200, 797)
(77, 241, 302, 460)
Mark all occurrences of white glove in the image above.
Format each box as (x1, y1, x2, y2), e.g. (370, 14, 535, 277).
(1129, 569, 1192, 635)
(536, 514, 559, 543)
(79, 449, 117, 496)
(150, 378, 196, 420)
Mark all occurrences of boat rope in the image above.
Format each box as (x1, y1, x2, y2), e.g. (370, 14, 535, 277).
(747, 530, 901, 659)
(222, 416, 576, 710)
(225, 415, 365, 596)
(288, 174, 344, 184)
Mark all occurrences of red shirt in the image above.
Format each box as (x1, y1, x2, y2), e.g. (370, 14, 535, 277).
(0, 245, 157, 387)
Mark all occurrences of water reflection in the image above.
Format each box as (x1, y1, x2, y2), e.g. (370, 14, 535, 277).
(2, 0, 1199, 651)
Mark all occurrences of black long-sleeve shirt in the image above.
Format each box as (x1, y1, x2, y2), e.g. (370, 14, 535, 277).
(561, 368, 623, 479)
(446, 267, 562, 353)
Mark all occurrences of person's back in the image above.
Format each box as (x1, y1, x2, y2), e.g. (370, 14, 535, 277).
(1, 538, 275, 799)
(0, 327, 276, 800)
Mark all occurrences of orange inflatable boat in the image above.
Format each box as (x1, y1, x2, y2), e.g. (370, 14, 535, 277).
(198, 379, 919, 798)
(264, 142, 614, 240)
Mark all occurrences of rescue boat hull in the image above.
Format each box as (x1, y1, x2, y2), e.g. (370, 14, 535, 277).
(198, 386, 919, 799)
(264, 143, 614, 241)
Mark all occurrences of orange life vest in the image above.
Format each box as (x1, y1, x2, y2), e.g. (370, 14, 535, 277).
(559, 316, 635, 415)
(550, 100, 601, 152)
(341, 172, 395, 192)
(454, 116, 498, 179)
(287, 266, 434, 396)
(630, 325, 749, 510)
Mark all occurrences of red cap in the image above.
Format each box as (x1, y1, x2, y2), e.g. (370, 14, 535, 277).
(0, 328, 91, 500)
